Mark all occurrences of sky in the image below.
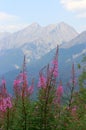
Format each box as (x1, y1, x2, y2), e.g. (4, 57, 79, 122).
(0, 0, 86, 33)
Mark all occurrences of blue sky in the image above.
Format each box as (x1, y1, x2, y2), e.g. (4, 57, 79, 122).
(0, 0, 86, 32)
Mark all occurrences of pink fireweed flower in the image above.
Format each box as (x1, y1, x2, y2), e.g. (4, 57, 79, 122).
(1, 86, 7, 96)
(13, 79, 21, 96)
(28, 86, 34, 95)
(0, 98, 6, 112)
(2, 79, 6, 86)
(56, 84, 63, 104)
(14, 72, 29, 97)
(52, 59, 58, 78)
(38, 73, 46, 88)
(21, 85, 34, 97)
(0, 97, 12, 112)
(19, 72, 27, 81)
(13, 79, 21, 86)
(56, 85, 63, 96)
(19, 72, 28, 87)
(4, 97, 12, 109)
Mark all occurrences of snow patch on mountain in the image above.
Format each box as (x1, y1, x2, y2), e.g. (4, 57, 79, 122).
(14, 64, 20, 69)
(72, 49, 86, 59)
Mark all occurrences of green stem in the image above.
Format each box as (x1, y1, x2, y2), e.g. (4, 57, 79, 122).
(22, 95, 27, 130)
(6, 108, 9, 130)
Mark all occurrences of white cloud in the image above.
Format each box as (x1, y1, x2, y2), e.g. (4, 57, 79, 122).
(77, 12, 86, 18)
(60, 0, 86, 11)
(0, 24, 29, 32)
(0, 12, 29, 32)
(0, 12, 18, 21)
(60, 0, 86, 19)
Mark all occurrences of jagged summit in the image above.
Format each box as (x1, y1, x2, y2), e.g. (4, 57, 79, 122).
(0, 22, 79, 64)
(30, 22, 41, 27)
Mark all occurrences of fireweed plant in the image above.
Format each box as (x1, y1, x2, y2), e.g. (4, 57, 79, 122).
(12, 56, 34, 130)
(0, 79, 12, 130)
(0, 47, 86, 130)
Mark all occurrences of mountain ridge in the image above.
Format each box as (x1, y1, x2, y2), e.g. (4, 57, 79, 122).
(0, 22, 78, 64)
(0, 22, 78, 50)
(0, 30, 85, 76)
(61, 31, 86, 48)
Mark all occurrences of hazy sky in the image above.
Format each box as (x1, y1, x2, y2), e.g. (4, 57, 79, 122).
(0, 0, 86, 32)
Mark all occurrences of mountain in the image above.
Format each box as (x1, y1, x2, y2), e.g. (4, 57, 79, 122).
(0, 22, 78, 74)
(0, 32, 11, 40)
(3, 31, 86, 93)
(0, 22, 78, 50)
